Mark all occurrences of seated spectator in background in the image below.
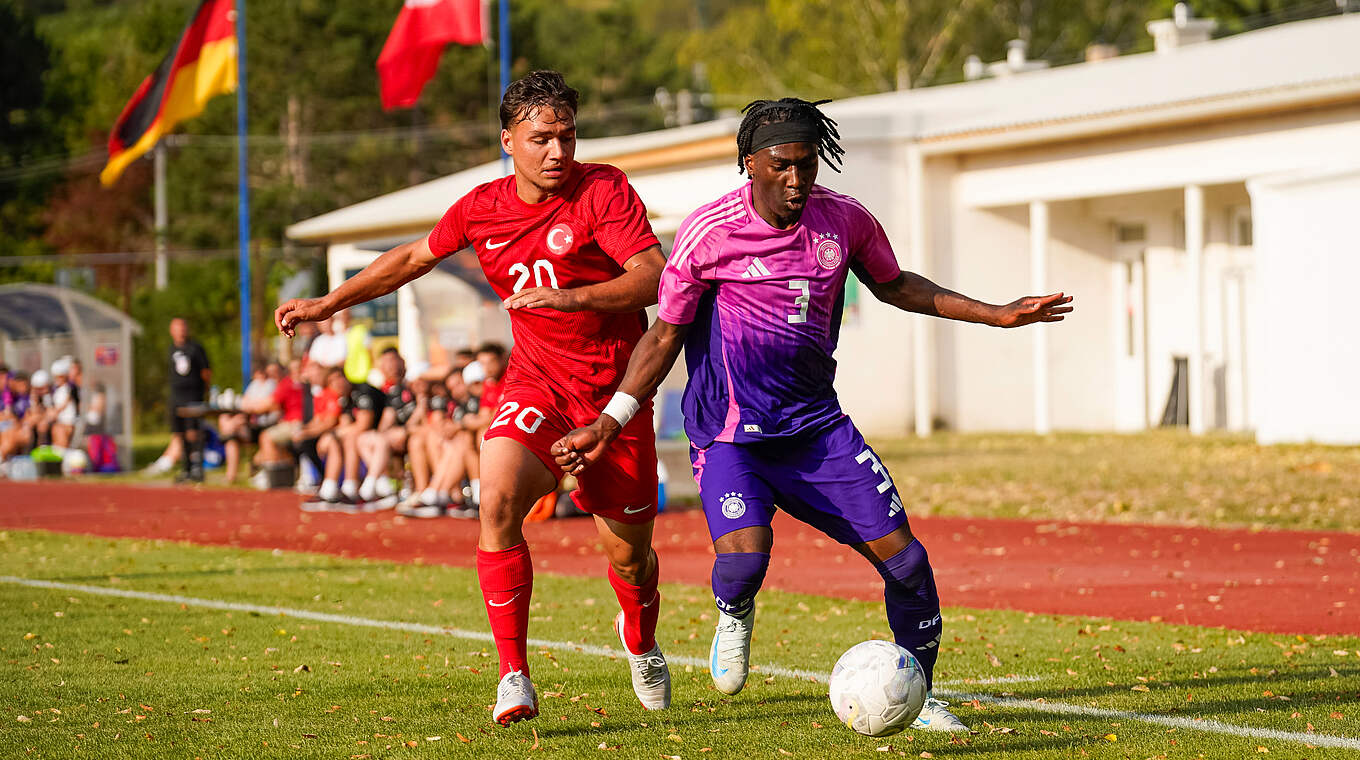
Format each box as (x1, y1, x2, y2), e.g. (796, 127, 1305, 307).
(0, 371, 32, 459)
(252, 359, 312, 486)
(405, 369, 452, 505)
(27, 369, 53, 449)
(474, 342, 507, 414)
(304, 369, 369, 510)
(307, 315, 347, 369)
(355, 348, 412, 508)
(0, 364, 11, 410)
(333, 370, 385, 503)
(218, 362, 282, 483)
(48, 357, 80, 449)
(401, 360, 490, 518)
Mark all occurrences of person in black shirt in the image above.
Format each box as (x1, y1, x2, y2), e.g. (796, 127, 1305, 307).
(304, 370, 385, 509)
(356, 348, 415, 508)
(167, 317, 211, 482)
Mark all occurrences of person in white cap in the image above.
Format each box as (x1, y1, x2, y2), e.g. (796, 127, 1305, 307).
(48, 357, 80, 449)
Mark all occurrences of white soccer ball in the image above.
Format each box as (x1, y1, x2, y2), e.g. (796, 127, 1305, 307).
(828, 639, 927, 737)
(61, 449, 91, 476)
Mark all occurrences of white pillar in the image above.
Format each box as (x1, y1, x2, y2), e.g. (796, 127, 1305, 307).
(1029, 200, 1050, 435)
(396, 283, 425, 365)
(906, 143, 932, 437)
(1185, 184, 1205, 435)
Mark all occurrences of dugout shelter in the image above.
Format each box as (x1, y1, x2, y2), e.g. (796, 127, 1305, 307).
(0, 283, 141, 469)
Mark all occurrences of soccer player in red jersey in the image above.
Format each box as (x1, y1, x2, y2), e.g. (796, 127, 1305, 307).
(275, 70, 671, 723)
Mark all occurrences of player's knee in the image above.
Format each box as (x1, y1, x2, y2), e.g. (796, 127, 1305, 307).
(875, 540, 939, 604)
(607, 545, 651, 583)
(477, 493, 529, 535)
(712, 552, 770, 616)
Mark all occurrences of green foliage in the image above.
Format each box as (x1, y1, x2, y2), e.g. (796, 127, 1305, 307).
(678, 0, 1336, 99)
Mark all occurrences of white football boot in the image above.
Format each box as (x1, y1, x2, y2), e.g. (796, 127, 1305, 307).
(709, 608, 754, 695)
(493, 670, 538, 725)
(614, 611, 671, 710)
(911, 694, 970, 732)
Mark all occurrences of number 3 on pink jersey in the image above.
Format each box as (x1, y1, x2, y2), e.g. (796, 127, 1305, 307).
(787, 279, 810, 324)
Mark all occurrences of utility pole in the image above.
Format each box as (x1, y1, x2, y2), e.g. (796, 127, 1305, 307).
(154, 141, 168, 290)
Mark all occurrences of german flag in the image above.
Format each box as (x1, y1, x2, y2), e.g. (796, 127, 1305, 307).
(101, 0, 237, 186)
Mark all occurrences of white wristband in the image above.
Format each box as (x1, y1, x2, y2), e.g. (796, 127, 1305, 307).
(601, 392, 641, 428)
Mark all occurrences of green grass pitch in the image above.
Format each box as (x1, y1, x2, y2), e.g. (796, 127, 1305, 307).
(2, 530, 1356, 759)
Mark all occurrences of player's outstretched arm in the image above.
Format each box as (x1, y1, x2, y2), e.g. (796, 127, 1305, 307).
(551, 317, 688, 475)
(866, 271, 1073, 328)
(503, 245, 665, 313)
(275, 237, 441, 337)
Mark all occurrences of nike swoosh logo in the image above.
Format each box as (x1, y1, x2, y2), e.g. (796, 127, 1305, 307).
(485, 238, 512, 249)
(487, 593, 520, 608)
(641, 593, 658, 608)
(622, 505, 650, 515)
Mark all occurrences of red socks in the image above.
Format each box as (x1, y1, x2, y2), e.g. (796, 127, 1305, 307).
(477, 542, 534, 677)
(609, 556, 660, 655)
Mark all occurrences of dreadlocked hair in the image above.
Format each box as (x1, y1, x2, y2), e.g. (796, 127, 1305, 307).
(735, 98, 844, 175)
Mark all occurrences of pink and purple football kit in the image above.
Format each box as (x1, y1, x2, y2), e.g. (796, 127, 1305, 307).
(658, 182, 907, 547)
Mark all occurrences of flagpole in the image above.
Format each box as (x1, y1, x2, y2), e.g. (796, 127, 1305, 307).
(498, 0, 510, 174)
(235, 0, 253, 382)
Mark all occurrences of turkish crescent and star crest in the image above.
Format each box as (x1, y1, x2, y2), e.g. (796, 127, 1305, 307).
(546, 223, 575, 255)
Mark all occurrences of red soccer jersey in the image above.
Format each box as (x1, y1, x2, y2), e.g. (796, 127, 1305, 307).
(428, 162, 660, 420)
(272, 376, 304, 423)
(313, 387, 341, 420)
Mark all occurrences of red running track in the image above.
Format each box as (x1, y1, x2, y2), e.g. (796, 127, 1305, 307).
(1, 481, 1355, 635)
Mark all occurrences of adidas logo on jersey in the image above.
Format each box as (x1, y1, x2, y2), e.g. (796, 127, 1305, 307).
(740, 259, 772, 279)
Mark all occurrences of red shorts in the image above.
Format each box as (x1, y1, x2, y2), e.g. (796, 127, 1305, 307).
(482, 383, 658, 524)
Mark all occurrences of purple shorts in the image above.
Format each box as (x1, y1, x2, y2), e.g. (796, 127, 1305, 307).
(689, 416, 908, 546)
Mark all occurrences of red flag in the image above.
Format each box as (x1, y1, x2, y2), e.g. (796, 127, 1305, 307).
(378, 0, 485, 110)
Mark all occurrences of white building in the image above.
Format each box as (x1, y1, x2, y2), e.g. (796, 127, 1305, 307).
(288, 13, 1360, 445)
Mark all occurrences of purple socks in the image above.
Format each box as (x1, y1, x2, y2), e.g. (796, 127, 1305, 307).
(876, 539, 942, 689)
(711, 551, 770, 618)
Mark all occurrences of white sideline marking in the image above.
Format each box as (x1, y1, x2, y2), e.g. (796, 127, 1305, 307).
(4, 575, 1357, 751)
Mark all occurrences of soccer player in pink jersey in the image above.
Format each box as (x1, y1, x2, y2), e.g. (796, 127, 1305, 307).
(276, 71, 671, 725)
(554, 98, 1073, 732)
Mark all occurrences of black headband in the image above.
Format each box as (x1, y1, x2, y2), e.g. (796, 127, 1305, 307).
(748, 120, 819, 155)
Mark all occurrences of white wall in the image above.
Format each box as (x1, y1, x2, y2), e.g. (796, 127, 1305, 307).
(1047, 199, 1119, 430)
(826, 135, 916, 436)
(1247, 167, 1360, 445)
(939, 204, 1036, 430)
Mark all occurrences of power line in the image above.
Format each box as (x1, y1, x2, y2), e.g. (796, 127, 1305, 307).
(0, 96, 668, 183)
